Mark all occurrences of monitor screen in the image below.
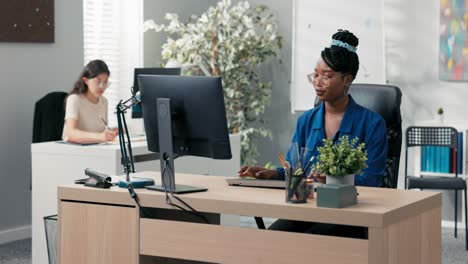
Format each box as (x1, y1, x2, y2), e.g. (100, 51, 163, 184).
(138, 75, 232, 193)
(132, 67, 181, 94)
(132, 68, 181, 118)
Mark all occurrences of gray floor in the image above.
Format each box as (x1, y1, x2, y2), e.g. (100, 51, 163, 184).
(0, 218, 466, 264)
(0, 239, 31, 264)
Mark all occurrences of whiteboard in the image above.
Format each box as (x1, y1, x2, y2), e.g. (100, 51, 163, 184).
(291, 0, 386, 112)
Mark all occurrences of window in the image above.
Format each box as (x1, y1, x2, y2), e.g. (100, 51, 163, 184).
(83, 0, 143, 125)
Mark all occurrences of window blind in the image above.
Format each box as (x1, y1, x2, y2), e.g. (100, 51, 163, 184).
(83, 0, 142, 126)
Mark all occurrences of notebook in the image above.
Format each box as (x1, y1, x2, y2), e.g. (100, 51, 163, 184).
(225, 178, 285, 189)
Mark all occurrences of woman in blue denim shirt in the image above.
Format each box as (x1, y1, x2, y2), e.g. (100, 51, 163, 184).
(238, 29, 387, 187)
(238, 30, 387, 237)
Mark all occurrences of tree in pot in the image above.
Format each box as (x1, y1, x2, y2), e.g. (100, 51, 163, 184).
(143, 0, 283, 164)
(313, 135, 367, 185)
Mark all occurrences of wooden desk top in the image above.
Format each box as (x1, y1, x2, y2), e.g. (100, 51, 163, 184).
(58, 171, 441, 228)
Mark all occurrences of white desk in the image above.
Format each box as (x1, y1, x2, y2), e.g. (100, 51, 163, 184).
(31, 134, 240, 264)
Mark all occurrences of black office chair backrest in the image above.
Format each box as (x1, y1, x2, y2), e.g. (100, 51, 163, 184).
(314, 83, 403, 188)
(405, 126, 459, 185)
(406, 126, 458, 148)
(405, 126, 458, 179)
(33, 91, 68, 143)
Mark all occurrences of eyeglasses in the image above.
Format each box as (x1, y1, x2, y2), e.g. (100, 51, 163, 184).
(93, 78, 111, 88)
(306, 73, 344, 85)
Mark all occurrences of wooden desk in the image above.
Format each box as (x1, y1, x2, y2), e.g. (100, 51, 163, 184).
(58, 172, 442, 264)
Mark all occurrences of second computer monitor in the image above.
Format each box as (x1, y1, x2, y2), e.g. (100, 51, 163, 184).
(132, 67, 181, 94)
(132, 67, 181, 118)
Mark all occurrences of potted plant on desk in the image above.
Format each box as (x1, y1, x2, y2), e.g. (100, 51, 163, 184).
(313, 135, 367, 185)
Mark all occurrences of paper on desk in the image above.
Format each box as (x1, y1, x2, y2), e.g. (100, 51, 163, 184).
(110, 135, 147, 144)
(109, 173, 150, 184)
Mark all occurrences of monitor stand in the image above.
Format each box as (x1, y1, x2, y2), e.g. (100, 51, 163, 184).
(145, 98, 208, 194)
(146, 184, 208, 194)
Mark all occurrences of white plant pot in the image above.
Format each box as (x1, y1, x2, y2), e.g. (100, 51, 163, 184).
(326, 174, 355, 185)
(437, 114, 444, 124)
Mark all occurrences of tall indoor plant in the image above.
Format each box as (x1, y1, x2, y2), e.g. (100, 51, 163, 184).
(144, 0, 282, 164)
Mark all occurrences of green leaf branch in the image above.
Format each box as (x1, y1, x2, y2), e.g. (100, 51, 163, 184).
(313, 135, 368, 177)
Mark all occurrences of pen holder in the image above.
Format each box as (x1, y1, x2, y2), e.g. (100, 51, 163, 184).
(306, 180, 315, 199)
(285, 169, 307, 203)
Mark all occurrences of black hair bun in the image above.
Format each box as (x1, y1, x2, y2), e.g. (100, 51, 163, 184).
(321, 29, 360, 78)
(332, 29, 359, 49)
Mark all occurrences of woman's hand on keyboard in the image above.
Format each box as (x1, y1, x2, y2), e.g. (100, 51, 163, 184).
(237, 166, 279, 180)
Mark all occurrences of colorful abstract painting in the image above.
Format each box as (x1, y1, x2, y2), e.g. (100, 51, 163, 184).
(439, 0, 468, 81)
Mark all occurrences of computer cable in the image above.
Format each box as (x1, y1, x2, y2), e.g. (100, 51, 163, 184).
(162, 159, 208, 223)
(161, 158, 209, 224)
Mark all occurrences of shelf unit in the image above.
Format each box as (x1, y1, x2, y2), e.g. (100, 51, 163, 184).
(408, 121, 468, 228)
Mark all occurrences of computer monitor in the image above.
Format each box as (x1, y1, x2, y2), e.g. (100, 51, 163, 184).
(131, 67, 181, 118)
(138, 75, 232, 194)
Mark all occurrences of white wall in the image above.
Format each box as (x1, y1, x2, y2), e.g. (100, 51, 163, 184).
(385, 0, 468, 129)
(0, 0, 83, 241)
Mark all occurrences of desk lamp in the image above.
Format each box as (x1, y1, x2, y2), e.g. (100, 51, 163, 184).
(115, 92, 154, 189)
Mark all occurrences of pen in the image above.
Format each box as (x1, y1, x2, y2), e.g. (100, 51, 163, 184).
(100, 116, 111, 130)
(303, 156, 315, 174)
(277, 152, 287, 168)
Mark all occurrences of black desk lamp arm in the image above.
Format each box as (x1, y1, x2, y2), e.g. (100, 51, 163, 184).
(116, 98, 138, 182)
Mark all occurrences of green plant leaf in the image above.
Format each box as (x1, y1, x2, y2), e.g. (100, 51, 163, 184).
(312, 135, 368, 176)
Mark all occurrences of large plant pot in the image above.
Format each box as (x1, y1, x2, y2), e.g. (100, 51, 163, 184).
(326, 174, 355, 185)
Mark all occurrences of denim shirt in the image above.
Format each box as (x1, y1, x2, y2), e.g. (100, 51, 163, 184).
(277, 96, 388, 187)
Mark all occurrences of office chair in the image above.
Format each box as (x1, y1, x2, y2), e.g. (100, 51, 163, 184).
(405, 126, 467, 250)
(254, 84, 403, 229)
(31, 91, 68, 190)
(313, 83, 403, 188)
(32, 91, 68, 143)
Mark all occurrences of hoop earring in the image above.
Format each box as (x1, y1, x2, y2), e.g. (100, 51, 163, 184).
(344, 85, 350, 95)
